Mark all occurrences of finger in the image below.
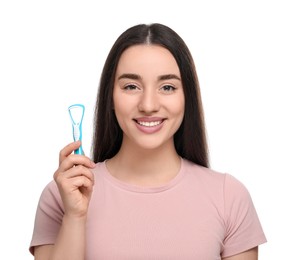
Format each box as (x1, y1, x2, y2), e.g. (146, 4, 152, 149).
(59, 174, 94, 192)
(54, 164, 95, 184)
(72, 175, 94, 191)
(59, 141, 82, 164)
(58, 154, 96, 172)
(66, 165, 95, 182)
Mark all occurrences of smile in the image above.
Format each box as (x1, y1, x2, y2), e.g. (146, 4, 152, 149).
(137, 121, 162, 127)
(134, 118, 165, 134)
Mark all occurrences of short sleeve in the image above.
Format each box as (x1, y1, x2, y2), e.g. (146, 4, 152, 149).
(29, 181, 64, 255)
(221, 174, 267, 257)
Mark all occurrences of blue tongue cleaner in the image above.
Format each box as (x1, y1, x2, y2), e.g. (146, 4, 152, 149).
(68, 104, 85, 155)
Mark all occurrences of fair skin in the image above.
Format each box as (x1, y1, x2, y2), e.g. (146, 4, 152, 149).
(34, 45, 258, 259)
(108, 45, 185, 186)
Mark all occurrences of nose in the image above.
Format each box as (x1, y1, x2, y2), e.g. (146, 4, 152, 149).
(138, 88, 160, 113)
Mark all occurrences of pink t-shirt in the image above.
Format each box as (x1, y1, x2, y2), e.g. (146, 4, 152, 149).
(30, 159, 266, 259)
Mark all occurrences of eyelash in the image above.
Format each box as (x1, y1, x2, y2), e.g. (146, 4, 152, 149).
(123, 84, 139, 91)
(160, 85, 176, 92)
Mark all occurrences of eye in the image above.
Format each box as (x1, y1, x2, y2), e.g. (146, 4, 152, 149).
(160, 84, 176, 92)
(123, 84, 139, 91)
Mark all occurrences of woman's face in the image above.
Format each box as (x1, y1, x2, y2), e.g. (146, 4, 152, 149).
(113, 44, 185, 150)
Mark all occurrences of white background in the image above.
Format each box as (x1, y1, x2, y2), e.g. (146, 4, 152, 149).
(0, 0, 294, 259)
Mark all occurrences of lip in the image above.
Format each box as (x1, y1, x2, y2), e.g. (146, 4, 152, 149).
(134, 117, 165, 134)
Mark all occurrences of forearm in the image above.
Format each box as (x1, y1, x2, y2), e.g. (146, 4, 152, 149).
(49, 215, 87, 260)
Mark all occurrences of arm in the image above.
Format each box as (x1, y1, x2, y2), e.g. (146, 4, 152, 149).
(222, 246, 258, 260)
(34, 141, 95, 260)
(34, 215, 87, 260)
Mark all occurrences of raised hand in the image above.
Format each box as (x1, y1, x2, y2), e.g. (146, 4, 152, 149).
(53, 141, 96, 218)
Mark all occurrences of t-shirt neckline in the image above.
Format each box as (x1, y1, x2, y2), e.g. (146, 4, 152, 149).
(101, 158, 185, 193)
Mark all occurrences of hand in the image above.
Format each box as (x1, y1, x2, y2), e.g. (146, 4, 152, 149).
(53, 141, 96, 219)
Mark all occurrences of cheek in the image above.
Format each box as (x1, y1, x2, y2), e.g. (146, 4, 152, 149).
(113, 107, 126, 133)
(113, 93, 135, 129)
(170, 96, 185, 117)
(114, 96, 134, 116)
(113, 90, 125, 113)
(172, 97, 185, 127)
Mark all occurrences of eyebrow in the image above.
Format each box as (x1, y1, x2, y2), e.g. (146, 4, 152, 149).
(118, 73, 141, 80)
(118, 73, 181, 81)
(158, 74, 181, 81)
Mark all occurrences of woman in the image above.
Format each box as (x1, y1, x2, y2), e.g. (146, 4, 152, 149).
(30, 23, 267, 259)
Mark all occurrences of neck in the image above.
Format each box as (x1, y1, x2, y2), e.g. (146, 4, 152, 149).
(106, 140, 181, 187)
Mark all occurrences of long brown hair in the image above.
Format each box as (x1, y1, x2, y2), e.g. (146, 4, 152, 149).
(92, 23, 209, 168)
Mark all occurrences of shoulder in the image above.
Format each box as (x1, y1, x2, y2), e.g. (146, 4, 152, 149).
(182, 159, 252, 204)
(38, 180, 63, 210)
(182, 159, 226, 188)
(223, 173, 251, 201)
(183, 159, 248, 188)
(41, 180, 59, 197)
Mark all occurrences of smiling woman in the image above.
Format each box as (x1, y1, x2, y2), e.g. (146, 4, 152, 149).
(29, 23, 267, 260)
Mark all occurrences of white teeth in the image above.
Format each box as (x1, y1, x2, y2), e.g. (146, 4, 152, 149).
(138, 121, 161, 127)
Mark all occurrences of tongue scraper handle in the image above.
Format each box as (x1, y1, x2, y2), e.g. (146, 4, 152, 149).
(68, 104, 85, 155)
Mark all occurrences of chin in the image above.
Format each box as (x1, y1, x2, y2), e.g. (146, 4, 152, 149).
(135, 138, 173, 151)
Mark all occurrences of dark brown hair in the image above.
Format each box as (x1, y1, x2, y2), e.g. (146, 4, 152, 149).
(92, 23, 209, 167)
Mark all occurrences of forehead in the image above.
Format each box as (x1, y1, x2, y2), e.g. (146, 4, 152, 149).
(116, 44, 180, 77)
